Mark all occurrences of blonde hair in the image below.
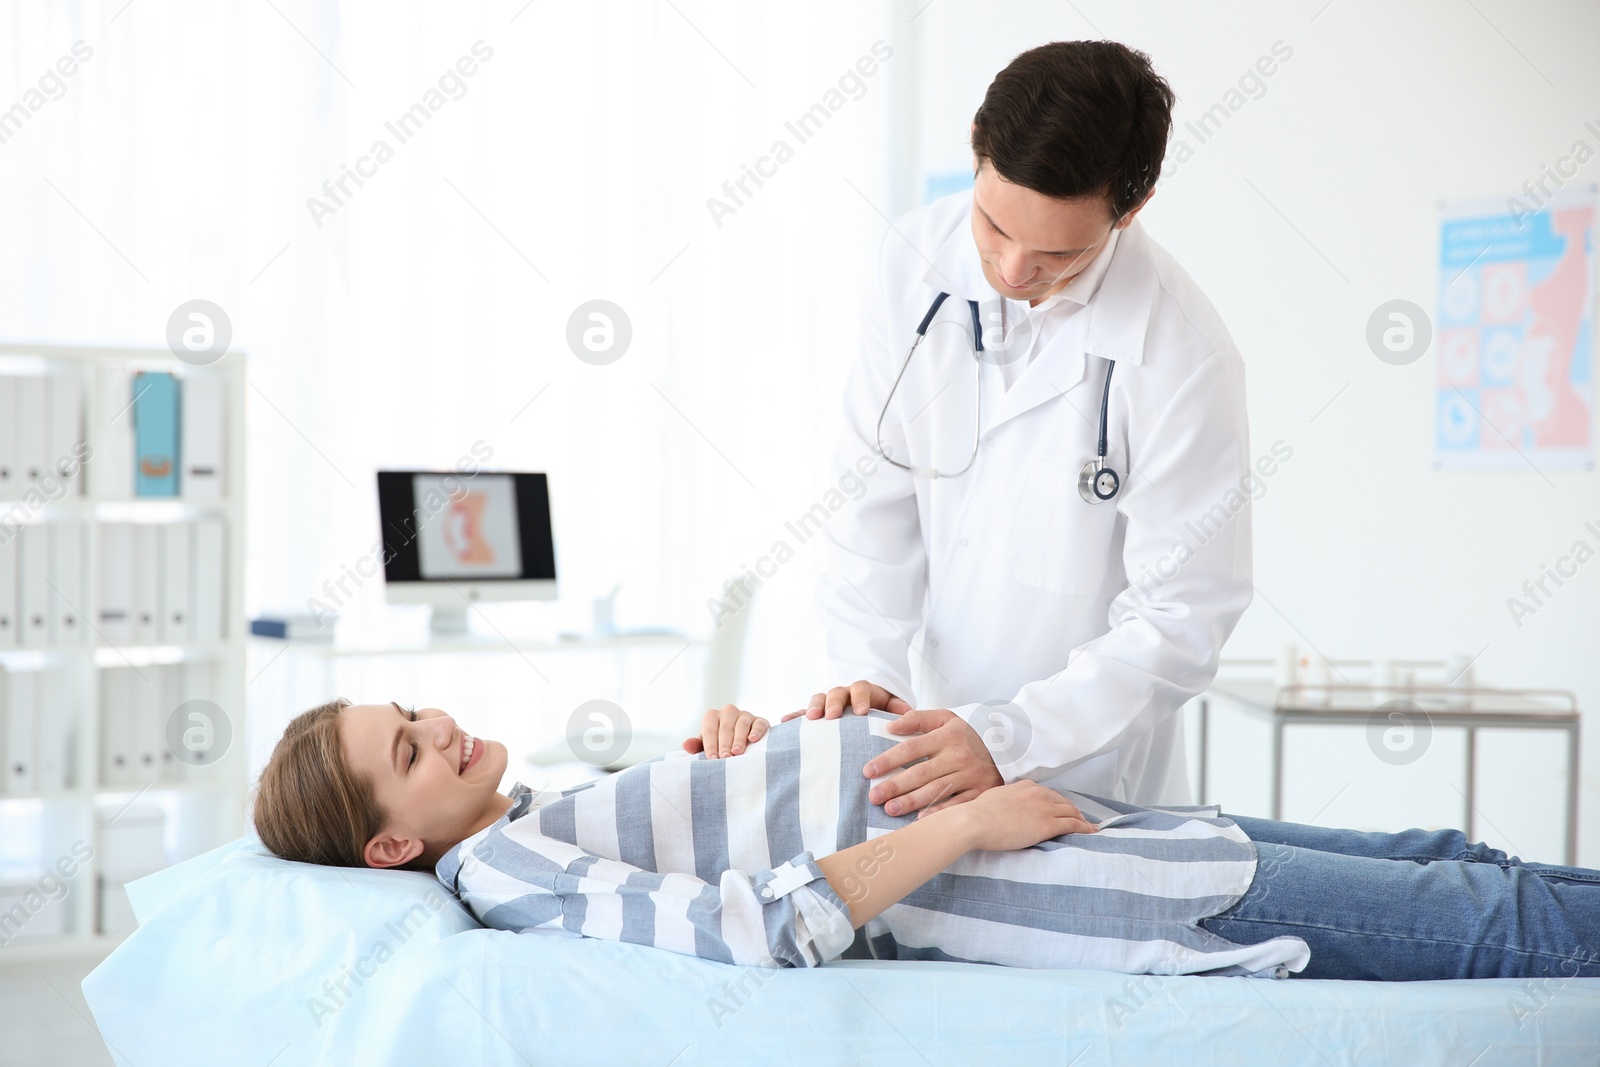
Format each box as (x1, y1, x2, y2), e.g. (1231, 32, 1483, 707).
(251, 698, 435, 873)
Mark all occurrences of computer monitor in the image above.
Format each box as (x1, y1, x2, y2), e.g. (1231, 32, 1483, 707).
(376, 470, 557, 634)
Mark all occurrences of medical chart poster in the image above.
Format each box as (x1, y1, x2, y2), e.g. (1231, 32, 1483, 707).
(1435, 187, 1594, 468)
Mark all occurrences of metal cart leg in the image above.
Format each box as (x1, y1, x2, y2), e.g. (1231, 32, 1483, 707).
(1567, 722, 1581, 867)
(1271, 719, 1284, 821)
(1197, 698, 1209, 806)
(1463, 727, 1475, 845)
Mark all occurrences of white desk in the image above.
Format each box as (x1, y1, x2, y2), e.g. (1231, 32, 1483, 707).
(250, 629, 701, 683)
(245, 630, 711, 783)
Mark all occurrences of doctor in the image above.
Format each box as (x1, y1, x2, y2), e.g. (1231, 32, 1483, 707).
(794, 40, 1254, 814)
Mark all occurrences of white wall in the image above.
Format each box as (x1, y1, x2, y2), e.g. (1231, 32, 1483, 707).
(901, 0, 1600, 862)
(1, 1, 901, 765)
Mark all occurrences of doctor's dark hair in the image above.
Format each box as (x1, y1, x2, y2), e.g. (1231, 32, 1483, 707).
(971, 40, 1174, 221)
(251, 697, 436, 874)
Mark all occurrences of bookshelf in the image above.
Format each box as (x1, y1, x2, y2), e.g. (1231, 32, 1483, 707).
(0, 343, 247, 963)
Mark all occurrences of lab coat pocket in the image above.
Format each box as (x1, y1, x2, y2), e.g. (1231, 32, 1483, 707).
(1007, 457, 1114, 597)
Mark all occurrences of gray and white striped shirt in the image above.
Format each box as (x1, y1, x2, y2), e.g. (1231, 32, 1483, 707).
(435, 713, 1309, 977)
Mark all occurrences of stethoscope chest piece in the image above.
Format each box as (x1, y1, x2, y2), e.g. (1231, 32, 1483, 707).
(1077, 356, 1121, 503)
(1078, 458, 1120, 504)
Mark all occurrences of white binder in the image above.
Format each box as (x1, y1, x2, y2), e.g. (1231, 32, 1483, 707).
(132, 524, 161, 645)
(92, 364, 135, 499)
(0, 377, 17, 497)
(180, 370, 225, 497)
(176, 660, 215, 782)
(154, 663, 179, 782)
(130, 664, 165, 784)
(19, 524, 53, 644)
(52, 523, 86, 644)
(97, 801, 166, 879)
(99, 667, 135, 789)
(98, 523, 134, 645)
(47, 373, 85, 496)
(4, 668, 37, 792)
(35, 669, 71, 791)
(0, 534, 16, 647)
(160, 523, 192, 642)
(99, 877, 139, 936)
(16, 376, 48, 493)
(192, 518, 226, 641)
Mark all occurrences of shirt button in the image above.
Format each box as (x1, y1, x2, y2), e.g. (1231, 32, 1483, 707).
(758, 887, 773, 900)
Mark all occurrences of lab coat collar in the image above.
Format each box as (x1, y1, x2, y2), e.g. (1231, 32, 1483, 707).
(1031, 225, 1121, 315)
(922, 193, 1156, 431)
(922, 192, 1156, 369)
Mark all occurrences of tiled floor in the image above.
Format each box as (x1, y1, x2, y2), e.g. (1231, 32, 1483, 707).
(0, 953, 116, 1067)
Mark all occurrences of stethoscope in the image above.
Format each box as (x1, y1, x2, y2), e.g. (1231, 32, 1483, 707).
(874, 291, 1121, 503)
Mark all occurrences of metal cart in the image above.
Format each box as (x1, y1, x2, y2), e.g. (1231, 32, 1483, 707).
(1196, 680, 1581, 865)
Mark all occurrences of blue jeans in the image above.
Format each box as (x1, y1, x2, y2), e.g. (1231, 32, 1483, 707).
(1197, 814, 1600, 981)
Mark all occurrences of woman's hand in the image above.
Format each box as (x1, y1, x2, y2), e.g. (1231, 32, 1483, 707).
(781, 680, 912, 722)
(960, 780, 1098, 851)
(682, 703, 770, 759)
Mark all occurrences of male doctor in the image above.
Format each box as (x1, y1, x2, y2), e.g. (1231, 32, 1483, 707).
(793, 40, 1255, 814)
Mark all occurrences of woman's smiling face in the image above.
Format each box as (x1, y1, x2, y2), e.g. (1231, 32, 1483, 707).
(339, 702, 514, 869)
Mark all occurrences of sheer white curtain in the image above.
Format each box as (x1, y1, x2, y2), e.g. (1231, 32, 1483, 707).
(1, 0, 901, 716)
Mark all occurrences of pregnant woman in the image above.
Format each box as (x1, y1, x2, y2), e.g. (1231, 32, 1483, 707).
(251, 701, 1600, 982)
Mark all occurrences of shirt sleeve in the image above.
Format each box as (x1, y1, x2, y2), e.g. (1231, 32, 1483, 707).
(457, 830, 858, 969)
(815, 227, 925, 702)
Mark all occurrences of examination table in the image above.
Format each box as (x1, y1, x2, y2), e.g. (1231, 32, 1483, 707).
(81, 837, 1600, 1065)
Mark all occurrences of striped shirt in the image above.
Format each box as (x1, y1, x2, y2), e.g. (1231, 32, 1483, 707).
(435, 713, 1310, 977)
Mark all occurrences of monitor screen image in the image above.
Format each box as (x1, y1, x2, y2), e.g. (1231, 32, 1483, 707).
(376, 470, 556, 593)
(413, 472, 523, 580)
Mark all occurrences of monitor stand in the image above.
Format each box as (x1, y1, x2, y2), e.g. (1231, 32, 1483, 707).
(429, 605, 472, 636)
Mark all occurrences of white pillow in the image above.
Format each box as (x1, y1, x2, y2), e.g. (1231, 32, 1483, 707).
(83, 836, 481, 1064)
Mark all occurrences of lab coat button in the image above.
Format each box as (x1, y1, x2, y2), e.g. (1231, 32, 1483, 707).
(961, 538, 969, 547)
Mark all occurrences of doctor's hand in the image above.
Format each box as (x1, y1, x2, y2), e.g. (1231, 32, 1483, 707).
(863, 709, 1004, 817)
(780, 680, 912, 723)
(683, 704, 770, 759)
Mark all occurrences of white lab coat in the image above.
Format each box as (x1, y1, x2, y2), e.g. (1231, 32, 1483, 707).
(818, 189, 1254, 806)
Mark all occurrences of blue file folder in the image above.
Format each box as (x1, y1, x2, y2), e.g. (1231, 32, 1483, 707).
(133, 371, 180, 497)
